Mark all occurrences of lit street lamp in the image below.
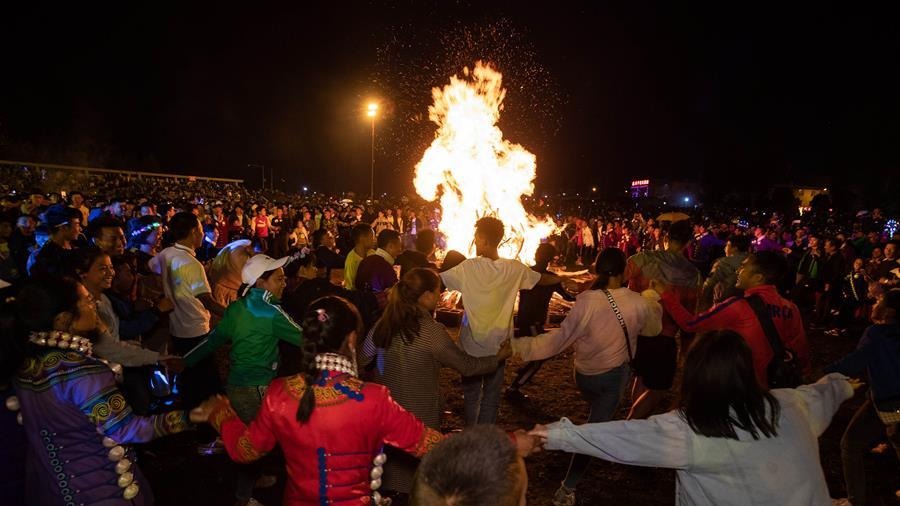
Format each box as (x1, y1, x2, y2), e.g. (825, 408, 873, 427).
(366, 102, 378, 200)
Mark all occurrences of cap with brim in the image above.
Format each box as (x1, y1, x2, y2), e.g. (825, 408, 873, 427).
(242, 255, 291, 287)
(43, 204, 81, 228)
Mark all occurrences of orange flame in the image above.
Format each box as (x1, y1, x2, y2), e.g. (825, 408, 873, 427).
(413, 62, 558, 263)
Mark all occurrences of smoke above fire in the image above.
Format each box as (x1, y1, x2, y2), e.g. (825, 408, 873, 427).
(413, 62, 558, 263)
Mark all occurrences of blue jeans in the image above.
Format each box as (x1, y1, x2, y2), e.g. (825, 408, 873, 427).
(562, 364, 631, 490)
(461, 361, 507, 425)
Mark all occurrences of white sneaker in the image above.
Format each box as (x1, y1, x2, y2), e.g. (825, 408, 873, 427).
(553, 485, 576, 506)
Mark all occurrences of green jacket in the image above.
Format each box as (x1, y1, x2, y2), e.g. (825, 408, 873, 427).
(184, 288, 303, 386)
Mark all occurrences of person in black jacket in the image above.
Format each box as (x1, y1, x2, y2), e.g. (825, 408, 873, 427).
(506, 243, 575, 400)
(817, 237, 847, 326)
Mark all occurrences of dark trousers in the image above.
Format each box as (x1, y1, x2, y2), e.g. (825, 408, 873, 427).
(562, 365, 631, 489)
(509, 325, 545, 392)
(840, 398, 900, 506)
(172, 334, 221, 410)
(835, 300, 861, 330)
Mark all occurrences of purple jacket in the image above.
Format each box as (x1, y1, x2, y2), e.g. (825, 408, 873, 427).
(15, 348, 192, 505)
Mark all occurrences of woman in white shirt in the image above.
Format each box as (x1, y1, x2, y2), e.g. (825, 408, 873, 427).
(529, 330, 856, 506)
(512, 248, 662, 505)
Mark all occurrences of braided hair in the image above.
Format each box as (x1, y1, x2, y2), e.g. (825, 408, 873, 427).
(294, 296, 363, 422)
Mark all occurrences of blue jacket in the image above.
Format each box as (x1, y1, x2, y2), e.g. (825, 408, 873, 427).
(824, 323, 900, 403)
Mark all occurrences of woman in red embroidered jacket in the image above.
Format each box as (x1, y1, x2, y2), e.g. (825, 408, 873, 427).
(191, 295, 443, 506)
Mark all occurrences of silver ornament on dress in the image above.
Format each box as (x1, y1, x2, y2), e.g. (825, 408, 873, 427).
(373, 453, 387, 466)
(102, 437, 118, 448)
(115, 458, 132, 474)
(117, 471, 134, 488)
(5, 396, 19, 412)
(108, 445, 125, 461)
(123, 483, 139, 500)
(370, 478, 382, 490)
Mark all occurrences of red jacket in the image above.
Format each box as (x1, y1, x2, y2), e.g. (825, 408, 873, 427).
(210, 371, 442, 505)
(660, 285, 812, 387)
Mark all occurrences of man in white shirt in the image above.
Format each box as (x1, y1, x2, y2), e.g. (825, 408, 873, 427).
(441, 216, 561, 425)
(152, 212, 226, 409)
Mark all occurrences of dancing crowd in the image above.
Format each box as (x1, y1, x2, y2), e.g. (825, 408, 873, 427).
(0, 168, 899, 506)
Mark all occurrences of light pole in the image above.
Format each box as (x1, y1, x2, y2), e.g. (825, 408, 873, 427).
(367, 102, 378, 200)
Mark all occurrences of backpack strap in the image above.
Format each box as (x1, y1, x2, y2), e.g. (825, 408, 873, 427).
(745, 294, 788, 361)
(602, 289, 634, 364)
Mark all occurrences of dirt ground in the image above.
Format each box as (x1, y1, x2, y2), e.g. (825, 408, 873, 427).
(141, 324, 900, 506)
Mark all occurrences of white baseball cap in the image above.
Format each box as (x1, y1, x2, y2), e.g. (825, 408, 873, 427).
(242, 254, 291, 286)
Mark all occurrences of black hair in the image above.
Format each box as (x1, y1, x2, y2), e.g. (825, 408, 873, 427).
(168, 211, 200, 241)
(747, 251, 787, 285)
(825, 236, 843, 250)
(294, 296, 363, 422)
(680, 330, 780, 440)
(592, 248, 626, 289)
(534, 243, 557, 267)
(728, 234, 752, 253)
(475, 216, 505, 248)
(371, 268, 441, 349)
(69, 246, 108, 280)
(411, 425, 523, 506)
(85, 215, 124, 241)
(882, 289, 900, 318)
(0, 277, 83, 381)
(415, 229, 436, 254)
(351, 223, 374, 246)
(311, 229, 329, 248)
(376, 229, 401, 250)
(668, 220, 693, 246)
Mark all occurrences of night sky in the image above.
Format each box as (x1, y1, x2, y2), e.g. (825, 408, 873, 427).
(2, 3, 900, 198)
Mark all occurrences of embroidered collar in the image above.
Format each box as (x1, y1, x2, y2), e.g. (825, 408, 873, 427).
(314, 353, 357, 377)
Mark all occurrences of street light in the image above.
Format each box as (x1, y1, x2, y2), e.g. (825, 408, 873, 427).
(366, 102, 378, 200)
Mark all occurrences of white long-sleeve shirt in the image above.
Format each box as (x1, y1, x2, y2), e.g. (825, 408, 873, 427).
(545, 373, 854, 506)
(95, 294, 160, 367)
(512, 287, 662, 375)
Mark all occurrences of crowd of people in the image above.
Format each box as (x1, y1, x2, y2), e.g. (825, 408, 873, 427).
(0, 166, 899, 506)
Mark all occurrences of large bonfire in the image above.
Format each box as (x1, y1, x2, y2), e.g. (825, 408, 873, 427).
(413, 62, 558, 263)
